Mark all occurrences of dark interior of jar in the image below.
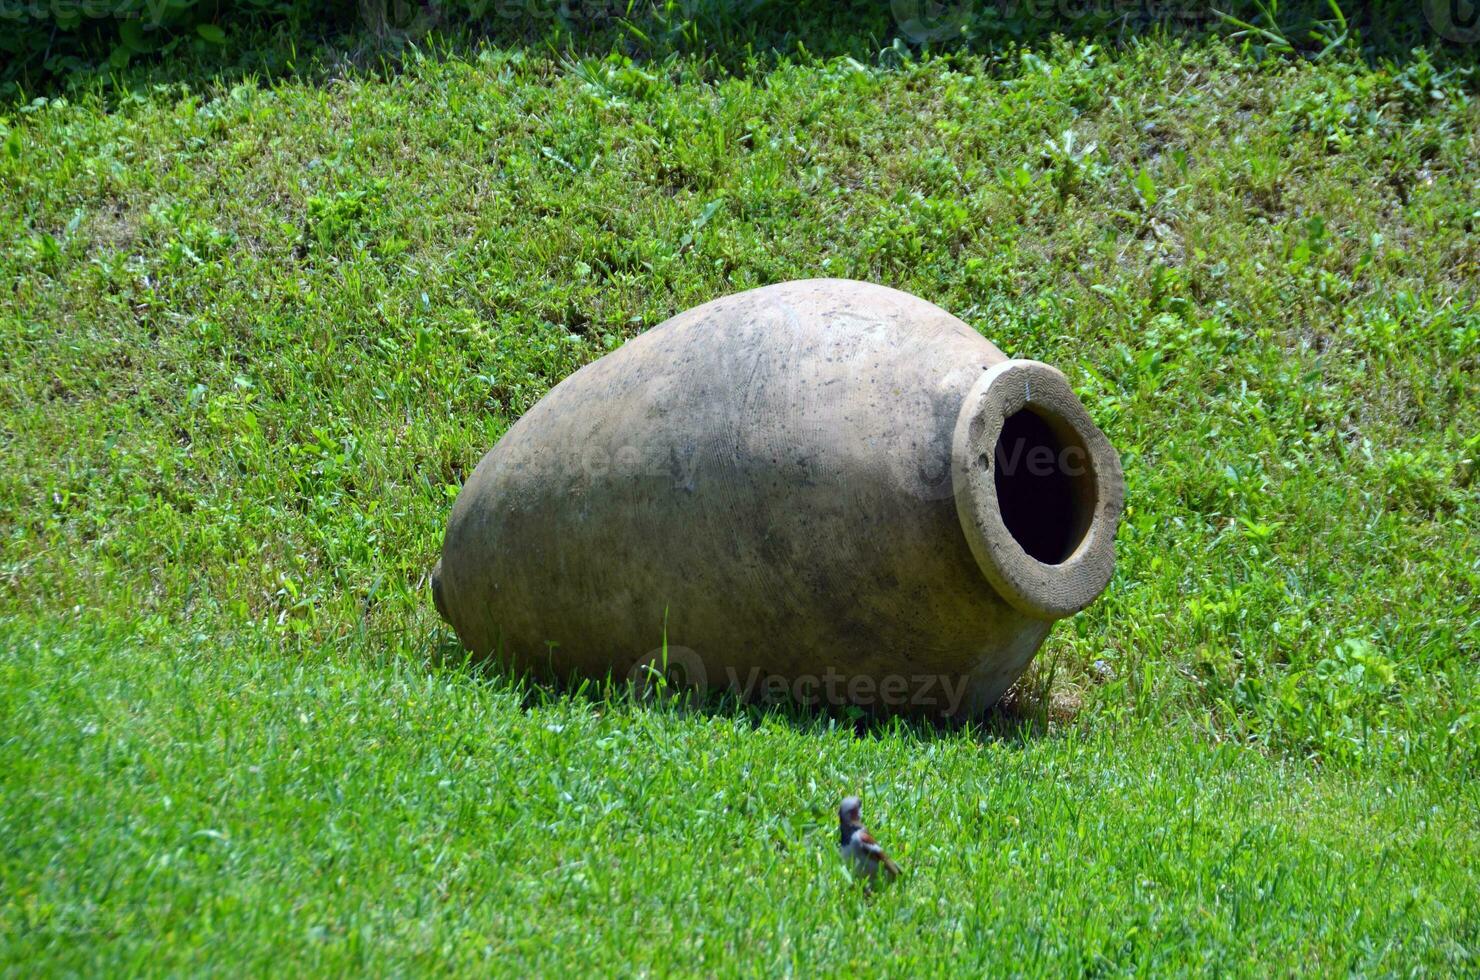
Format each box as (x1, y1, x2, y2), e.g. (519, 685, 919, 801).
(993, 408, 1097, 565)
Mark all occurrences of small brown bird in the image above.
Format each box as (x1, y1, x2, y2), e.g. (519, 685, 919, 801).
(838, 795, 901, 879)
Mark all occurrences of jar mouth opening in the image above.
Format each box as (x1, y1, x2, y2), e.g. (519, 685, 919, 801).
(953, 360, 1124, 621)
(993, 406, 1098, 565)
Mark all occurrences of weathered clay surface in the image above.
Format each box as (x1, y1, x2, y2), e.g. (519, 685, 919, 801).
(435, 279, 1123, 717)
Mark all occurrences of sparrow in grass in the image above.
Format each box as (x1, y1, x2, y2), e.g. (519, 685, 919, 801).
(838, 795, 901, 879)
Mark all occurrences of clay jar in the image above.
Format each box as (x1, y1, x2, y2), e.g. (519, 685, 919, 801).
(434, 279, 1123, 718)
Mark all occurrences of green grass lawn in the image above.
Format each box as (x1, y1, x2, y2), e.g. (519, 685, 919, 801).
(3, 30, 1478, 973)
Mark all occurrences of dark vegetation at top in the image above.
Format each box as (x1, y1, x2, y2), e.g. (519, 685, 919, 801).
(5, 0, 1476, 97)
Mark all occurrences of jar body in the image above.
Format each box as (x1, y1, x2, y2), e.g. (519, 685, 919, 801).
(435, 279, 1123, 717)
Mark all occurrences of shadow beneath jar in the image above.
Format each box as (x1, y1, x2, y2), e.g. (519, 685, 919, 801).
(426, 628, 1070, 747)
